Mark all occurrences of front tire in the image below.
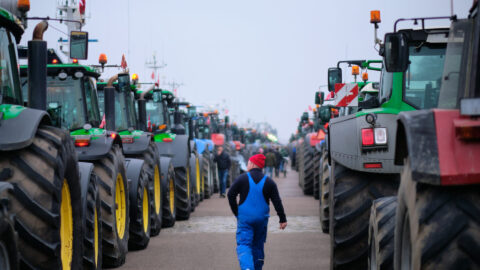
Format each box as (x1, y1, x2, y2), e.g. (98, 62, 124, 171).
(160, 159, 176, 228)
(319, 148, 330, 234)
(394, 158, 480, 270)
(128, 169, 151, 250)
(174, 167, 192, 220)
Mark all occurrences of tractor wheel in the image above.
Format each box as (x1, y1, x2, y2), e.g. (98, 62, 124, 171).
(368, 196, 397, 270)
(302, 145, 314, 195)
(329, 161, 398, 270)
(319, 149, 330, 234)
(0, 126, 82, 269)
(394, 158, 480, 270)
(93, 145, 129, 268)
(0, 183, 18, 270)
(174, 167, 192, 221)
(201, 154, 212, 199)
(212, 161, 219, 194)
(128, 169, 151, 250)
(127, 141, 162, 237)
(81, 168, 102, 269)
(313, 149, 321, 200)
(161, 160, 176, 228)
(188, 155, 198, 212)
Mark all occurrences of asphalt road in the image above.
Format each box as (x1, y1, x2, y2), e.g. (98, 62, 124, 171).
(119, 169, 330, 270)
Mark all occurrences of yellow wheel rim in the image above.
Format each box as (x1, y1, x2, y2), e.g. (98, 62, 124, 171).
(60, 180, 73, 270)
(115, 173, 126, 239)
(142, 187, 149, 233)
(196, 158, 201, 194)
(94, 207, 99, 267)
(169, 178, 175, 212)
(186, 167, 190, 198)
(154, 165, 161, 215)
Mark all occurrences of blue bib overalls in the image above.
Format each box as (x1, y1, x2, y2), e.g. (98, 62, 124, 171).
(236, 173, 269, 270)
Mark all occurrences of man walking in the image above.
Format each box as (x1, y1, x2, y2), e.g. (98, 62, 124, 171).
(264, 149, 276, 178)
(228, 154, 287, 270)
(214, 146, 231, 197)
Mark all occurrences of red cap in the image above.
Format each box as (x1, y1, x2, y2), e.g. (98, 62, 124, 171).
(249, 154, 265, 169)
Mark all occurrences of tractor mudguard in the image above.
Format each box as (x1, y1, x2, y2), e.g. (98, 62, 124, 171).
(0, 107, 49, 151)
(125, 158, 145, 200)
(329, 113, 402, 173)
(76, 135, 118, 161)
(123, 133, 151, 155)
(156, 134, 189, 168)
(204, 139, 214, 152)
(78, 162, 95, 204)
(194, 139, 207, 155)
(159, 156, 173, 183)
(395, 110, 441, 185)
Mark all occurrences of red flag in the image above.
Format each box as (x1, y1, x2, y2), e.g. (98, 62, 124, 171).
(147, 114, 152, 132)
(156, 78, 160, 86)
(308, 105, 312, 111)
(151, 71, 155, 80)
(174, 88, 177, 97)
(79, 0, 86, 14)
(99, 114, 106, 128)
(121, 55, 127, 70)
(224, 109, 229, 115)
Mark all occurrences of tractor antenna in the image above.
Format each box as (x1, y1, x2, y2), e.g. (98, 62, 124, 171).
(145, 53, 167, 84)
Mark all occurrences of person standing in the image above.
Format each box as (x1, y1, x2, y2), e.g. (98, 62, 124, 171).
(273, 147, 282, 177)
(264, 150, 276, 178)
(228, 154, 287, 270)
(214, 146, 231, 197)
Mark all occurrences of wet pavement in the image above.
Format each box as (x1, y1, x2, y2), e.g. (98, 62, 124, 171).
(119, 169, 330, 270)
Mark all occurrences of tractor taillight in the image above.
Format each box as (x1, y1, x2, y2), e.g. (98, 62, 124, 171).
(364, 163, 382, 169)
(362, 128, 374, 146)
(163, 138, 173, 142)
(374, 128, 387, 144)
(75, 139, 90, 147)
(121, 136, 134, 144)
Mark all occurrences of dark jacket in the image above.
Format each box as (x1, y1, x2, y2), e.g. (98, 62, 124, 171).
(227, 168, 287, 223)
(214, 151, 231, 170)
(265, 152, 276, 167)
(274, 150, 282, 167)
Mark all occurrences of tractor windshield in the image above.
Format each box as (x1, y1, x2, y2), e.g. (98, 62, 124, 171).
(84, 77, 101, 127)
(438, 19, 473, 109)
(0, 28, 20, 105)
(145, 93, 166, 129)
(403, 44, 446, 109)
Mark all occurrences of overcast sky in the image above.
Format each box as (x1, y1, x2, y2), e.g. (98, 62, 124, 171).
(21, 0, 473, 142)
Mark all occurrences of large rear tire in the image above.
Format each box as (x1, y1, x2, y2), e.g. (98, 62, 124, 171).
(302, 143, 314, 195)
(126, 141, 162, 237)
(319, 149, 330, 234)
(93, 145, 129, 268)
(329, 161, 398, 270)
(174, 167, 191, 221)
(160, 160, 176, 228)
(313, 149, 321, 200)
(201, 154, 212, 199)
(0, 126, 83, 269)
(368, 196, 397, 270)
(394, 158, 480, 270)
(0, 183, 18, 270)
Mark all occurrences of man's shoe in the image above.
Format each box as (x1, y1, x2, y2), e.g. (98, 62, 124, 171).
(220, 194, 225, 198)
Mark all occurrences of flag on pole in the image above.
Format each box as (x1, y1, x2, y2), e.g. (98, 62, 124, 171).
(147, 114, 152, 132)
(79, 0, 86, 14)
(121, 54, 127, 70)
(151, 71, 155, 80)
(308, 105, 312, 111)
(99, 114, 106, 128)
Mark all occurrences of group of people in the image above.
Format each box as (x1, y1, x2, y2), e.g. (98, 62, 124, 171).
(213, 145, 288, 270)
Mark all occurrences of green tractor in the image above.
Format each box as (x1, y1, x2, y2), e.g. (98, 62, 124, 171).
(326, 12, 449, 269)
(0, 7, 84, 269)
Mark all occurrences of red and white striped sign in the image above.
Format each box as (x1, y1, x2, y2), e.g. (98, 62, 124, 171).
(79, 0, 86, 15)
(325, 83, 358, 107)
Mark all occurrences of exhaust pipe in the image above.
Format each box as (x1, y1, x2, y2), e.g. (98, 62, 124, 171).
(28, 21, 48, 111)
(104, 75, 118, 131)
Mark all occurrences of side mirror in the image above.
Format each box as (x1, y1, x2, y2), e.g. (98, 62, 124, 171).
(318, 106, 331, 123)
(70, 31, 88, 60)
(328, 67, 342, 92)
(315, 91, 324, 105)
(384, 33, 409, 72)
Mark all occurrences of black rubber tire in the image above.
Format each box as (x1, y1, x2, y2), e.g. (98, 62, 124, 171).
(128, 169, 151, 250)
(297, 140, 304, 186)
(0, 183, 18, 270)
(126, 141, 163, 237)
(313, 149, 321, 200)
(319, 149, 330, 234)
(174, 167, 191, 221)
(329, 161, 398, 270)
(189, 154, 201, 206)
(82, 170, 102, 269)
(200, 154, 211, 199)
(368, 196, 397, 270)
(394, 158, 480, 270)
(0, 126, 83, 270)
(93, 145, 129, 268)
(161, 160, 176, 228)
(302, 142, 314, 195)
(212, 159, 219, 194)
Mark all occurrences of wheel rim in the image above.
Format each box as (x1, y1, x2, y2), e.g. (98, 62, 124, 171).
(115, 173, 126, 239)
(0, 242, 10, 270)
(154, 165, 161, 215)
(401, 213, 412, 270)
(94, 207, 99, 267)
(169, 177, 175, 213)
(370, 229, 377, 270)
(60, 180, 73, 270)
(142, 186, 149, 233)
(196, 159, 201, 194)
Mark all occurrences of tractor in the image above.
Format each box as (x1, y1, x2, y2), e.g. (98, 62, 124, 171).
(326, 11, 449, 269)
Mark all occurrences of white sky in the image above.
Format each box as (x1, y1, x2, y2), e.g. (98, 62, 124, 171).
(21, 0, 473, 142)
